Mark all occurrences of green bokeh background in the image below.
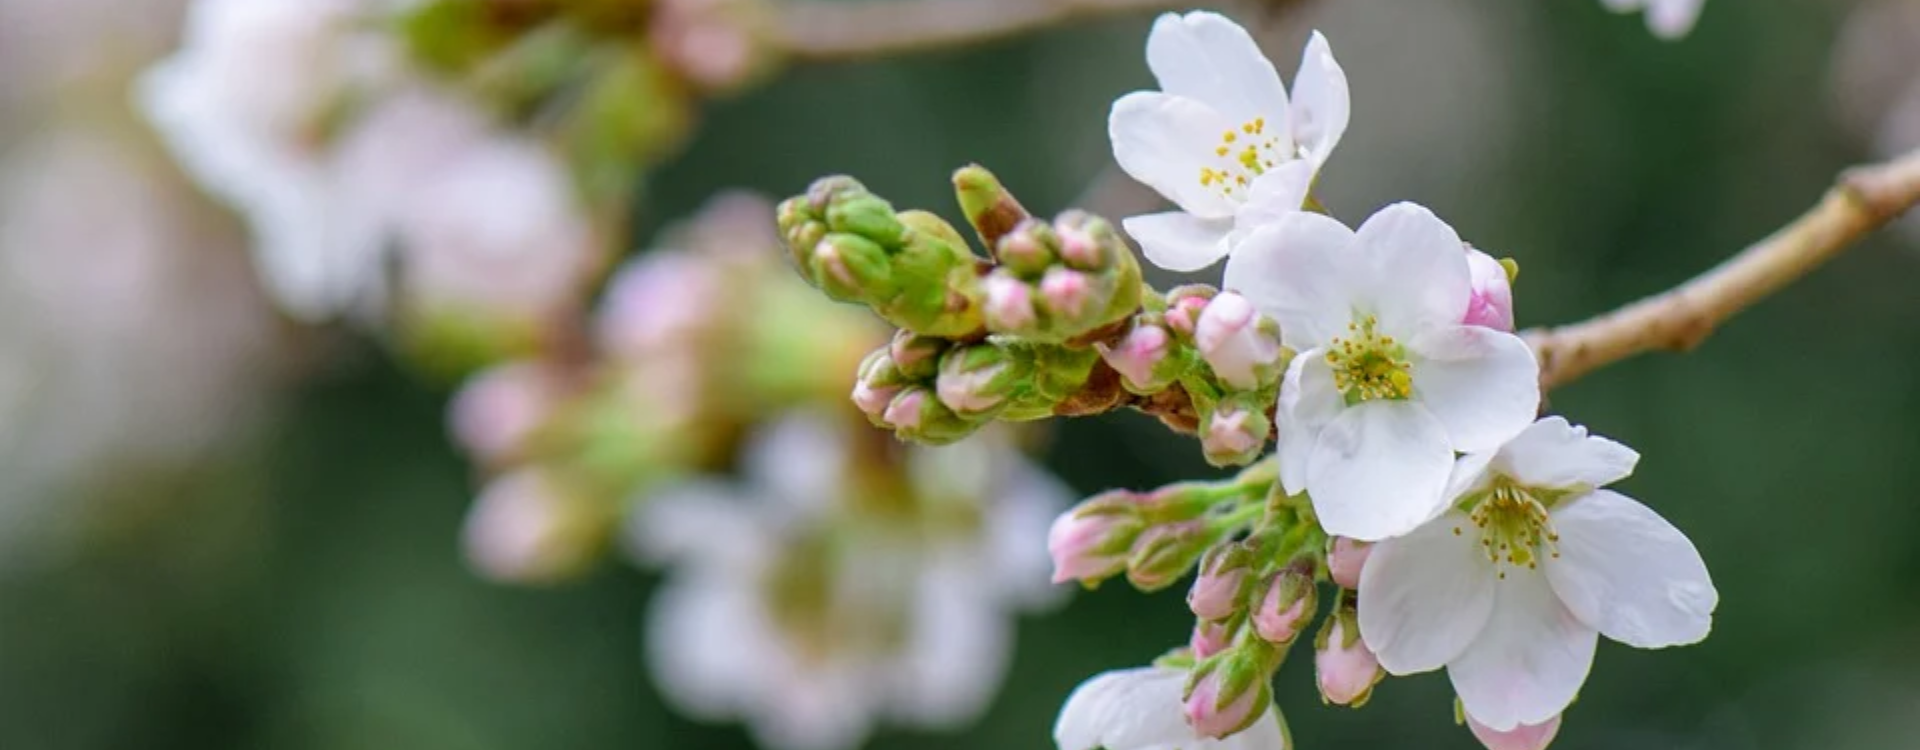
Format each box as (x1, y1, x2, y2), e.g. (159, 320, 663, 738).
(5, 1, 1920, 748)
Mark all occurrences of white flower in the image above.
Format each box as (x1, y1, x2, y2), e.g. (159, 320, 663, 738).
(138, 0, 399, 320)
(1226, 203, 1540, 541)
(1109, 12, 1349, 272)
(1600, 0, 1706, 40)
(1357, 417, 1717, 732)
(631, 414, 1069, 750)
(1054, 666, 1287, 750)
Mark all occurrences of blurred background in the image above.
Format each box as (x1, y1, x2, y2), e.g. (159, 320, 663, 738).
(3, 0, 1920, 748)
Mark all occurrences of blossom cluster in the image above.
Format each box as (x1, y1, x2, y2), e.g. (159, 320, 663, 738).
(773, 11, 1720, 750)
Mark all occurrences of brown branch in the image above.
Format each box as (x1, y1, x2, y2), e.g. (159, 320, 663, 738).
(774, 0, 1204, 62)
(1524, 148, 1920, 391)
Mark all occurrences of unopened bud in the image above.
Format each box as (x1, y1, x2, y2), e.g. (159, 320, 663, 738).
(776, 195, 827, 268)
(1038, 267, 1094, 320)
(882, 386, 976, 444)
(1468, 712, 1562, 750)
(935, 343, 1028, 418)
(1194, 292, 1284, 391)
(1202, 399, 1272, 467)
(826, 192, 907, 247)
(1127, 520, 1218, 592)
(450, 363, 562, 464)
(1054, 213, 1112, 271)
(1463, 248, 1516, 333)
(889, 330, 947, 380)
(463, 471, 607, 585)
(983, 273, 1038, 331)
(852, 349, 907, 421)
(1188, 545, 1253, 621)
(809, 233, 893, 301)
(954, 164, 1032, 251)
(997, 219, 1059, 276)
(1097, 318, 1178, 393)
(1327, 536, 1373, 590)
(1048, 491, 1147, 585)
(1316, 606, 1383, 707)
(1251, 570, 1316, 644)
(1190, 619, 1234, 659)
(1164, 286, 1216, 338)
(1184, 646, 1274, 739)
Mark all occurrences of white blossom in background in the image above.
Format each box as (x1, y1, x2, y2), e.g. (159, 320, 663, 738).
(1357, 417, 1716, 732)
(630, 413, 1068, 750)
(1225, 204, 1540, 542)
(138, 0, 398, 320)
(1109, 11, 1349, 272)
(0, 130, 283, 561)
(1054, 666, 1287, 750)
(1599, 0, 1705, 40)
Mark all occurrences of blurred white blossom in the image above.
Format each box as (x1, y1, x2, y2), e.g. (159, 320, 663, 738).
(1599, 0, 1705, 40)
(1054, 666, 1287, 750)
(631, 413, 1068, 750)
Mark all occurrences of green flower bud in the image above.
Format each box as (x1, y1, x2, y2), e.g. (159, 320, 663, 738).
(776, 195, 827, 270)
(996, 218, 1060, 277)
(888, 330, 949, 381)
(1127, 520, 1221, 592)
(953, 164, 1032, 251)
(881, 386, 981, 445)
(809, 233, 894, 302)
(935, 343, 1032, 419)
(827, 192, 908, 248)
(1202, 394, 1273, 467)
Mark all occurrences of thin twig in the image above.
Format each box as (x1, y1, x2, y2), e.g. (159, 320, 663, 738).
(1524, 148, 1920, 391)
(775, 0, 1198, 62)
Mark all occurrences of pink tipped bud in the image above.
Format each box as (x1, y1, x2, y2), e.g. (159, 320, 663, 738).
(463, 471, 604, 585)
(1468, 713, 1562, 750)
(1252, 571, 1315, 644)
(1163, 286, 1215, 337)
(1047, 497, 1145, 585)
(1194, 292, 1284, 391)
(1327, 536, 1373, 590)
(883, 387, 934, 431)
(889, 330, 948, 380)
(1188, 547, 1251, 621)
(997, 227, 1054, 275)
(1126, 520, 1217, 592)
(852, 350, 905, 420)
(1464, 248, 1516, 332)
(1099, 321, 1174, 392)
(1038, 268, 1093, 319)
(983, 273, 1037, 331)
(1190, 619, 1233, 659)
(449, 363, 561, 464)
(935, 344, 1023, 418)
(1056, 223, 1104, 269)
(1316, 614, 1383, 706)
(1202, 401, 1271, 467)
(1184, 652, 1271, 739)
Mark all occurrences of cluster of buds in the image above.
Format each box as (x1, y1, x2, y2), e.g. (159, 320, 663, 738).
(850, 329, 1100, 444)
(960, 168, 1145, 343)
(1098, 285, 1289, 467)
(1045, 467, 1283, 591)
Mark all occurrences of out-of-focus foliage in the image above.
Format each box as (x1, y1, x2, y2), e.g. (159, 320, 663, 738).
(2, 0, 1919, 749)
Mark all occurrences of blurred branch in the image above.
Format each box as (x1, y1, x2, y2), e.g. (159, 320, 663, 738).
(774, 0, 1200, 62)
(1525, 148, 1920, 391)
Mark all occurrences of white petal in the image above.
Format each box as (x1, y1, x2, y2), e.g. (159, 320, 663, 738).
(1223, 211, 1356, 350)
(1544, 490, 1717, 648)
(1288, 31, 1350, 168)
(626, 481, 766, 571)
(1447, 571, 1599, 732)
(1054, 667, 1200, 750)
(1123, 212, 1234, 272)
(1349, 203, 1472, 336)
(1145, 12, 1291, 130)
(1231, 161, 1315, 231)
(1445, 450, 1498, 505)
(1275, 355, 1316, 497)
(1306, 401, 1455, 542)
(1647, 0, 1705, 40)
(644, 570, 769, 720)
(893, 562, 1011, 726)
(1494, 416, 1640, 491)
(984, 458, 1075, 610)
(741, 411, 848, 517)
(1110, 92, 1239, 218)
(1406, 326, 1541, 453)
(1358, 511, 1497, 675)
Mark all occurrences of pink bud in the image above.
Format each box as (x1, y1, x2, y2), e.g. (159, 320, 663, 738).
(1184, 664, 1266, 738)
(1316, 616, 1382, 706)
(1190, 619, 1233, 659)
(851, 379, 901, 419)
(1202, 404, 1269, 466)
(1251, 573, 1313, 644)
(1099, 322, 1172, 391)
(1327, 536, 1373, 590)
(1056, 224, 1103, 269)
(1039, 268, 1093, 318)
(449, 363, 560, 463)
(1163, 288, 1214, 337)
(882, 388, 932, 431)
(1463, 249, 1515, 332)
(983, 274, 1037, 331)
(1188, 551, 1250, 621)
(1194, 292, 1282, 390)
(1047, 505, 1142, 584)
(936, 359, 1009, 415)
(1468, 712, 1562, 750)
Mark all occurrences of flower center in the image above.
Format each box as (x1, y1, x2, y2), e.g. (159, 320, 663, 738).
(1325, 315, 1412, 404)
(1456, 481, 1560, 579)
(1197, 117, 1287, 201)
